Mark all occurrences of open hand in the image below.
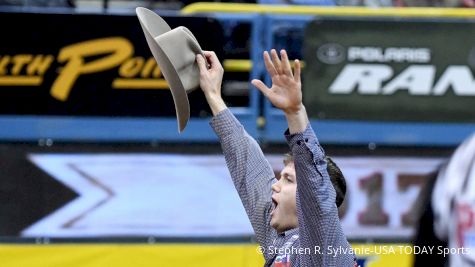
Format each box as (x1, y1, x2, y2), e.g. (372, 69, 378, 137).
(251, 49, 302, 115)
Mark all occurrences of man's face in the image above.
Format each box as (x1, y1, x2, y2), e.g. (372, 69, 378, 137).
(270, 161, 298, 233)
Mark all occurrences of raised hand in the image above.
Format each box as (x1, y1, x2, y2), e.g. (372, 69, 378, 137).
(251, 49, 302, 115)
(196, 51, 226, 116)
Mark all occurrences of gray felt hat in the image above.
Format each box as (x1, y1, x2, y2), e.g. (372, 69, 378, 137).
(136, 7, 205, 132)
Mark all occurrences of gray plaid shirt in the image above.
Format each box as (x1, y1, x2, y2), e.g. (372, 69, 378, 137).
(210, 109, 355, 267)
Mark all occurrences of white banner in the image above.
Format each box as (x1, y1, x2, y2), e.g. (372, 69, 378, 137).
(25, 154, 444, 240)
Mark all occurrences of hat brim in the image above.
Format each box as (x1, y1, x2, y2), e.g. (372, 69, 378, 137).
(136, 7, 192, 133)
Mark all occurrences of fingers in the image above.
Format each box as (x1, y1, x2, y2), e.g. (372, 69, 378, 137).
(264, 49, 293, 77)
(251, 79, 272, 98)
(263, 51, 277, 77)
(196, 54, 207, 74)
(202, 51, 222, 71)
(293, 59, 301, 83)
(270, 49, 282, 74)
(280, 50, 293, 77)
(203, 50, 214, 57)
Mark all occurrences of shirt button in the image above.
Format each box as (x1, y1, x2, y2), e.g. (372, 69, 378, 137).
(305, 138, 309, 143)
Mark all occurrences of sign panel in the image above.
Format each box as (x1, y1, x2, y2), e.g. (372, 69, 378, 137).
(303, 18, 475, 122)
(0, 12, 225, 118)
(0, 153, 442, 240)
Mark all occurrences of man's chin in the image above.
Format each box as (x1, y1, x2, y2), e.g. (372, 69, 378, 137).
(270, 219, 285, 233)
(270, 217, 297, 233)
(270, 218, 279, 231)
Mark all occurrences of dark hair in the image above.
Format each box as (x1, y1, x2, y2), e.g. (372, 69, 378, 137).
(283, 153, 346, 207)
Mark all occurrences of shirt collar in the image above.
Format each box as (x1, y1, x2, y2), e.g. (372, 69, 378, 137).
(278, 227, 298, 237)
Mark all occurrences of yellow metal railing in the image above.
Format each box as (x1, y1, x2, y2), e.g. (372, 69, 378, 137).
(223, 59, 252, 72)
(223, 59, 305, 72)
(182, 2, 475, 18)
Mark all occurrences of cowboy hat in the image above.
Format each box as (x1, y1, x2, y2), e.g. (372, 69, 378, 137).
(136, 7, 205, 132)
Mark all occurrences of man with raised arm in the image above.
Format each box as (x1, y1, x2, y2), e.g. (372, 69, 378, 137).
(196, 49, 356, 267)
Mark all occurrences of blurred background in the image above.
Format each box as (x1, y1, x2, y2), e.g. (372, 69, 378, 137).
(1, 0, 475, 266)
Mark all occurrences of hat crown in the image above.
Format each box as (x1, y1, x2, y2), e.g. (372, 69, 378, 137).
(156, 26, 202, 93)
(136, 7, 205, 132)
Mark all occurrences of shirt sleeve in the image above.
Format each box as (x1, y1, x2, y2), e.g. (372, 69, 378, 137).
(285, 123, 355, 266)
(210, 109, 276, 258)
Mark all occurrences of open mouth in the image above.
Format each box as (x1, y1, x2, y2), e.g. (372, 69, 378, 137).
(271, 197, 278, 215)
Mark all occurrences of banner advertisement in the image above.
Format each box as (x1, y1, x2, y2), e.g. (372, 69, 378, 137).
(0, 153, 442, 241)
(0, 12, 226, 118)
(303, 18, 475, 122)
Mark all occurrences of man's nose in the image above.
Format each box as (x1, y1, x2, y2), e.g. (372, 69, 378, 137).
(272, 181, 280, 192)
